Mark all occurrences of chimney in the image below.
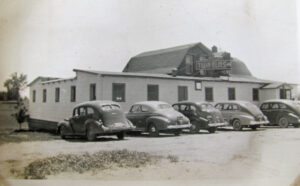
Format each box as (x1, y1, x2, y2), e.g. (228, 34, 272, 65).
(212, 46, 218, 53)
(172, 68, 178, 77)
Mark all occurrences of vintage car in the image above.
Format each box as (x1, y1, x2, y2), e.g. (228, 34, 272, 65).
(57, 100, 135, 141)
(260, 99, 300, 128)
(126, 101, 191, 136)
(172, 101, 226, 133)
(215, 101, 269, 131)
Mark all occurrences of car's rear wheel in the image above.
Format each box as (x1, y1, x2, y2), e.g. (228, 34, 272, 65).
(232, 119, 243, 131)
(149, 123, 159, 137)
(208, 127, 216, 133)
(86, 127, 96, 141)
(190, 121, 200, 134)
(59, 125, 67, 139)
(117, 132, 125, 140)
(250, 125, 258, 130)
(278, 117, 289, 128)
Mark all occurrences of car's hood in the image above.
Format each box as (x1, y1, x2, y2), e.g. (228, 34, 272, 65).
(102, 109, 128, 126)
(154, 109, 186, 120)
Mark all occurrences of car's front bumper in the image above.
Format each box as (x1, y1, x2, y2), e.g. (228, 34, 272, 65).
(208, 122, 227, 127)
(166, 123, 192, 129)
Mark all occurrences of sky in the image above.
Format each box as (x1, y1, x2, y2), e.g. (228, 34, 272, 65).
(0, 0, 299, 93)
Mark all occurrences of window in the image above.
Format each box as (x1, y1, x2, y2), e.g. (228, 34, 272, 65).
(78, 107, 86, 116)
(173, 105, 179, 111)
(178, 86, 188, 101)
(215, 104, 223, 110)
(280, 89, 291, 99)
(141, 105, 150, 112)
(279, 104, 287, 109)
(71, 86, 76, 102)
(43, 89, 47, 103)
(130, 105, 141, 113)
(185, 55, 194, 74)
(32, 90, 36, 102)
(228, 88, 235, 100)
(147, 85, 159, 101)
(253, 88, 259, 101)
(271, 103, 279, 109)
(195, 81, 202, 90)
(180, 104, 188, 111)
(205, 87, 213, 102)
(90, 84, 96, 101)
(190, 105, 197, 112)
(232, 104, 239, 110)
(55, 88, 60, 102)
(112, 83, 125, 102)
(261, 103, 269, 110)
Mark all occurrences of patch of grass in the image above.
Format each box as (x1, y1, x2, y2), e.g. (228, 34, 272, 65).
(17, 149, 162, 179)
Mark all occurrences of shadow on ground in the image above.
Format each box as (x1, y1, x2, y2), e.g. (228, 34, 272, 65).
(0, 129, 60, 145)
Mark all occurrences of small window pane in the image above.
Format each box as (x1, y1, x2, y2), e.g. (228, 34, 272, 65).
(147, 85, 159, 101)
(71, 86, 76, 102)
(55, 88, 60, 102)
(90, 84, 96, 101)
(113, 83, 125, 102)
(205, 87, 213, 102)
(43, 89, 47, 103)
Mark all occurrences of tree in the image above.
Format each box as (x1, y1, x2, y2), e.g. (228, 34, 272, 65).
(3, 72, 27, 101)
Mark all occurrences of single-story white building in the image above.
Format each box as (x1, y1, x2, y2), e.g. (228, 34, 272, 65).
(27, 42, 298, 131)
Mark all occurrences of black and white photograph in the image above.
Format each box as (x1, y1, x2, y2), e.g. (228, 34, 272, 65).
(0, 0, 299, 185)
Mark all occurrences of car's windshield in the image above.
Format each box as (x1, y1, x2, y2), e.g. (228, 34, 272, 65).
(158, 104, 172, 109)
(200, 104, 215, 111)
(101, 104, 120, 111)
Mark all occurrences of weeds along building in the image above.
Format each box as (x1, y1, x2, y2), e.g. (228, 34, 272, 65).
(28, 42, 297, 130)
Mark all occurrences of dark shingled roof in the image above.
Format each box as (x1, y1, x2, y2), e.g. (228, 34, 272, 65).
(123, 42, 253, 77)
(123, 42, 211, 74)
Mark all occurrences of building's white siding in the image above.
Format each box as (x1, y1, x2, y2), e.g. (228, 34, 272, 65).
(29, 71, 279, 123)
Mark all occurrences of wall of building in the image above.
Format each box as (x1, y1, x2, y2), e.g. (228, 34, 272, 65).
(29, 71, 294, 124)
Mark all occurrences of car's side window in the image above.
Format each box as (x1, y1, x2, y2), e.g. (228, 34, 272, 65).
(180, 104, 188, 111)
(130, 105, 141, 113)
(232, 104, 239, 110)
(215, 104, 223, 110)
(271, 103, 279, 109)
(190, 105, 197, 112)
(261, 103, 269, 110)
(73, 108, 78, 116)
(223, 104, 230, 110)
(78, 107, 86, 116)
(86, 107, 97, 118)
(173, 105, 179, 111)
(279, 104, 287, 109)
(141, 105, 150, 112)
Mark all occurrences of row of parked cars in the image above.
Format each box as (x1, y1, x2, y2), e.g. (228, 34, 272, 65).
(57, 99, 300, 141)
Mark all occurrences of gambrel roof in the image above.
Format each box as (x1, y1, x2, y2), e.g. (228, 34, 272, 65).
(122, 42, 253, 77)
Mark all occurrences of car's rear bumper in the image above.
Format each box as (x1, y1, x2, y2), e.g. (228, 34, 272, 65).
(100, 125, 135, 133)
(249, 121, 269, 125)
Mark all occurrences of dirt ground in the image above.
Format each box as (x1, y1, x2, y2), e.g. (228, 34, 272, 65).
(0, 102, 300, 186)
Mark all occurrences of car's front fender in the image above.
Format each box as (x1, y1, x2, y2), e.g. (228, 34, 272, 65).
(57, 120, 73, 134)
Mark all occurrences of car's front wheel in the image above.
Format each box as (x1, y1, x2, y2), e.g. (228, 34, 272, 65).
(117, 132, 125, 140)
(59, 125, 67, 139)
(232, 119, 243, 131)
(86, 127, 96, 141)
(208, 127, 216, 133)
(174, 129, 181, 136)
(190, 121, 200, 134)
(148, 123, 159, 137)
(278, 117, 289, 128)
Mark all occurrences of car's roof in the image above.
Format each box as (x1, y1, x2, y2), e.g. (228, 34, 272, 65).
(261, 99, 295, 104)
(173, 101, 212, 105)
(133, 101, 169, 107)
(75, 100, 120, 109)
(215, 100, 251, 105)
